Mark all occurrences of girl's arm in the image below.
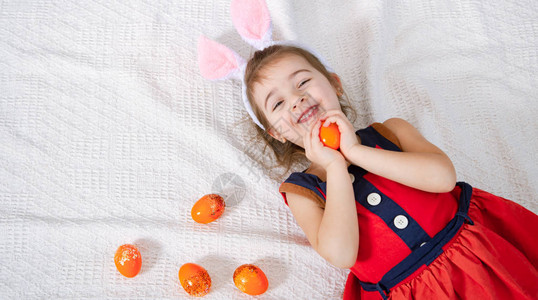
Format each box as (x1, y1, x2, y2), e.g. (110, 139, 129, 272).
(285, 119, 359, 269)
(346, 118, 457, 193)
(286, 159, 359, 269)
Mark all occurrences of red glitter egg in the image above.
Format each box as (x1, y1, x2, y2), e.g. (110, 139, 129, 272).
(178, 263, 211, 297)
(233, 264, 268, 296)
(114, 244, 142, 278)
(191, 194, 225, 224)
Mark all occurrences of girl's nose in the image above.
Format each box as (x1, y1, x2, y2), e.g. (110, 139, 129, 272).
(292, 96, 306, 111)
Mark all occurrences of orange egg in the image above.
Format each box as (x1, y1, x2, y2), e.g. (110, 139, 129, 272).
(114, 244, 142, 278)
(178, 263, 211, 297)
(191, 194, 225, 224)
(233, 264, 268, 296)
(319, 122, 340, 150)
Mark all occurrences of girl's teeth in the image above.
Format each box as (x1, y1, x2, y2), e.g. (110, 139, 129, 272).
(300, 106, 317, 123)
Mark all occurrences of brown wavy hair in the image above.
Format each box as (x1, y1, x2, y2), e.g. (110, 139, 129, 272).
(242, 45, 357, 180)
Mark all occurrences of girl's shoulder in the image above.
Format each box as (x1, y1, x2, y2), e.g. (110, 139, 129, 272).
(356, 122, 402, 151)
(279, 170, 326, 208)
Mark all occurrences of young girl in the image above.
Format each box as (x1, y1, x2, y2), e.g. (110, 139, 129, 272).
(242, 45, 538, 299)
(198, 1, 538, 298)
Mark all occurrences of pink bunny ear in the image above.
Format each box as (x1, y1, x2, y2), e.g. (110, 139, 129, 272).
(231, 0, 273, 50)
(197, 35, 245, 80)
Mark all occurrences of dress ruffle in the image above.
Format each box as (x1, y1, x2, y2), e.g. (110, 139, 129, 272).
(344, 188, 538, 299)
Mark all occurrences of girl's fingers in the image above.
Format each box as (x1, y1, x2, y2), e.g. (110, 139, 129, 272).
(323, 115, 345, 128)
(306, 119, 322, 152)
(304, 120, 323, 161)
(304, 118, 319, 150)
(323, 117, 337, 127)
(311, 120, 322, 146)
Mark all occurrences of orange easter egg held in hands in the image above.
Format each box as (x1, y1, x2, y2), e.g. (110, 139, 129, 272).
(319, 122, 340, 150)
(191, 194, 225, 224)
(114, 244, 142, 278)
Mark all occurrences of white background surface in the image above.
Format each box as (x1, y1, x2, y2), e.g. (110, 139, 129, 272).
(1, 0, 537, 298)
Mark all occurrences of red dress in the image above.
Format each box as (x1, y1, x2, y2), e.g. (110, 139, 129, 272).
(279, 123, 538, 299)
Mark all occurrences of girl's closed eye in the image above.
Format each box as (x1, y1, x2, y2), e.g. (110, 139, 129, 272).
(298, 79, 311, 88)
(273, 100, 284, 111)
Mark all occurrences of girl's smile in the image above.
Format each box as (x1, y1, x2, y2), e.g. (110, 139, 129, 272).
(297, 104, 320, 124)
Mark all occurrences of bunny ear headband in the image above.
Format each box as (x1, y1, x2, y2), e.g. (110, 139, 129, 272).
(197, 0, 334, 130)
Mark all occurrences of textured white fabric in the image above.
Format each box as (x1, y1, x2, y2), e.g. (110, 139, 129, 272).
(1, 0, 537, 299)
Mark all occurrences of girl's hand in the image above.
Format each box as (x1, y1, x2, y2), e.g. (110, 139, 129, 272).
(304, 118, 346, 171)
(320, 110, 360, 160)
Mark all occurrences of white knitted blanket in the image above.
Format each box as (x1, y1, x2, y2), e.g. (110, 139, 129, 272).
(1, 0, 537, 299)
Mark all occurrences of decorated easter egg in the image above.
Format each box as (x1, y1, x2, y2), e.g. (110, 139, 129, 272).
(191, 194, 225, 224)
(233, 264, 268, 296)
(178, 263, 211, 297)
(319, 122, 340, 150)
(114, 244, 142, 278)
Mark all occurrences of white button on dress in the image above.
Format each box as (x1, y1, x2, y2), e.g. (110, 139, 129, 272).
(349, 173, 355, 183)
(394, 215, 409, 229)
(367, 193, 382, 206)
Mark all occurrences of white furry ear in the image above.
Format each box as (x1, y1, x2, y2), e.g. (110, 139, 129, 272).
(197, 35, 246, 81)
(231, 0, 273, 50)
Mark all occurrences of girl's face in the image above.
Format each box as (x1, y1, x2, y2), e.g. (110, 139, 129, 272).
(252, 54, 342, 148)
